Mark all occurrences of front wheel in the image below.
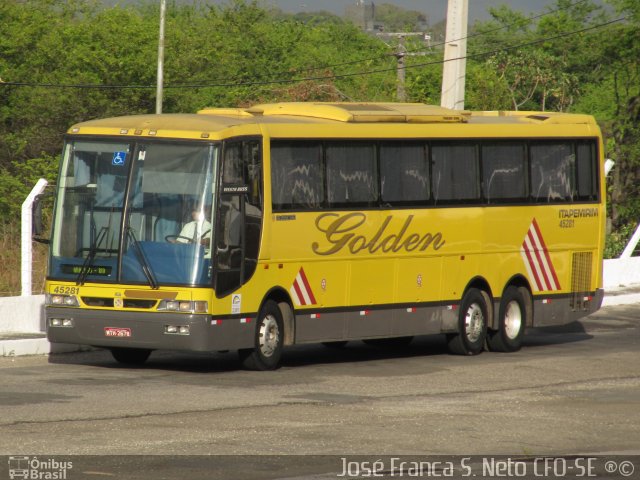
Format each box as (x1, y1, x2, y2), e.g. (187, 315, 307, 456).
(447, 288, 488, 356)
(487, 286, 527, 352)
(239, 300, 285, 370)
(110, 347, 152, 365)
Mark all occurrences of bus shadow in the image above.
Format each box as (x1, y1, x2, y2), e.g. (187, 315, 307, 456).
(46, 337, 450, 374)
(523, 320, 594, 347)
(281, 335, 450, 369)
(47, 321, 593, 374)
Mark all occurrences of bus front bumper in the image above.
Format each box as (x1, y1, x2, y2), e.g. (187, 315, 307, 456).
(46, 307, 254, 352)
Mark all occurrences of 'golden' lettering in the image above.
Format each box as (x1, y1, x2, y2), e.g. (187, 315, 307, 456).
(311, 212, 445, 256)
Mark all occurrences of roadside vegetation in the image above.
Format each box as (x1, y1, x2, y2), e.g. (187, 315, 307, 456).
(0, 0, 638, 294)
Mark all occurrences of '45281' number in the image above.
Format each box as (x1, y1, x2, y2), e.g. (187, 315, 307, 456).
(52, 285, 80, 295)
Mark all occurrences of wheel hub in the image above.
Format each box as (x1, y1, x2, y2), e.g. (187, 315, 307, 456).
(464, 303, 484, 343)
(504, 301, 523, 339)
(259, 314, 280, 358)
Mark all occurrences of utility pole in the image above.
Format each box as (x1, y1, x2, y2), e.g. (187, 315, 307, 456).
(377, 32, 431, 102)
(397, 35, 406, 102)
(156, 0, 166, 114)
(440, 0, 468, 110)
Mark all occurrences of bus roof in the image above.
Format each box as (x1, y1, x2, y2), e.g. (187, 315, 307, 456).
(67, 102, 599, 139)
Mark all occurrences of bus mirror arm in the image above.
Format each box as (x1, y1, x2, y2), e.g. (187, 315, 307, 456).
(31, 192, 52, 237)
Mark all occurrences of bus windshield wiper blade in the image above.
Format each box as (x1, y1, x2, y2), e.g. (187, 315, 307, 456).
(76, 226, 109, 286)
(126, 227, 159, 289)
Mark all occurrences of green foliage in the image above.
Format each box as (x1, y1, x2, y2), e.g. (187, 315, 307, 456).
(604, 222, 637, 259)
(369, 3, 428, 31)
(289, 11, 345, 26)
(0, 154, 58, 220)
(0, 0, 388, 224)
(0, 0, 639, 247)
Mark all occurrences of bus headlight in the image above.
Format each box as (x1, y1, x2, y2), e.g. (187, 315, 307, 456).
(49, 318, 74, 327)
(46, 294, 80, 307)
(165, 300, 179, 310)
(164, 325, 190, 335)
(158, 300, 208, 313)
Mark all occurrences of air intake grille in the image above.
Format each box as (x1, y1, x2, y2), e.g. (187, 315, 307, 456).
(570, 252, 593, 310)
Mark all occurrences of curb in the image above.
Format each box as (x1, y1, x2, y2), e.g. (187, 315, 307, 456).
(602, 294, 640, 307)
(1, 336, 91, 357)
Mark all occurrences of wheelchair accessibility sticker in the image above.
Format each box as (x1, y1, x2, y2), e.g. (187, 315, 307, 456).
(112, 151, 127, 166)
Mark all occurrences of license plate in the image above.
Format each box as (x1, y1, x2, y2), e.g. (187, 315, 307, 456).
(104, 327, 131, 338)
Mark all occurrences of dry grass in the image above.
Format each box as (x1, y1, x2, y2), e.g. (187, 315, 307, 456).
(0, 222, 48, 297)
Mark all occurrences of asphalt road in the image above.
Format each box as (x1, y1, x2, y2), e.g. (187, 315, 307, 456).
(0, 304, 638, 479)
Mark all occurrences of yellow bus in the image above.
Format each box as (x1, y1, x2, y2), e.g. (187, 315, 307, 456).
(45, 103, 605, 370)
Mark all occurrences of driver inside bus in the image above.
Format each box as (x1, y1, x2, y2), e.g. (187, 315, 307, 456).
(170, 207, 212, 247)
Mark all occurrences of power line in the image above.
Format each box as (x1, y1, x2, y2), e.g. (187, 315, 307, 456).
(0, 15, 627, 91)
(260, 0, 595, 80)
(268, 0, 596, 78)
(0, 0, 603, 89)
(404, 0, 594, 55)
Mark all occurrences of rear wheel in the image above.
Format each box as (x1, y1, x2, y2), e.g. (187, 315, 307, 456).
(239, 300, 285, 370)
(110, 347, 152, 365)
(447, 288, 488, 356)
(488, 286, 527, 352)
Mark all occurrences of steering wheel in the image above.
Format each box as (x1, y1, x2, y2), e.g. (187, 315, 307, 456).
(165, 235, 193, 243)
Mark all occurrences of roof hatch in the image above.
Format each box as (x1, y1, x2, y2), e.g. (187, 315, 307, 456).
(199, 102, 468, 123)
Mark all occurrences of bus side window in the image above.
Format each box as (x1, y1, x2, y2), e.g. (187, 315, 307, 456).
(576, 142, 598, 200)
(432, 144, 479, 204)
(482, 143, 527, 203)
(530, 143, 575, 203)
(380, 142, 429, 205)
(326, 142, 377, 207)
(271, 142, 323, 210)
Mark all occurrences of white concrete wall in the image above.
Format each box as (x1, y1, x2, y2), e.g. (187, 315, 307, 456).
(0, 295, 91, 356)
(0, 295, 45, 332)
(603, 257, 640, 290)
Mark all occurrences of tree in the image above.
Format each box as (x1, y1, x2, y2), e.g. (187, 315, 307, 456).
(467, 1, 606, 112)
(599, 1, 640, 230)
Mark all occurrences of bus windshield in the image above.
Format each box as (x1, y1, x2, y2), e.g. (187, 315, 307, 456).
(49, 139, 217, 286)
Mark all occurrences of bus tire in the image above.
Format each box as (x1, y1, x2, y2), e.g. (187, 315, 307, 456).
(239, 300, 284, 371)
(487, 286, 526, 352)
(110, 347, 151, 365)
(447, 288, 488, 356)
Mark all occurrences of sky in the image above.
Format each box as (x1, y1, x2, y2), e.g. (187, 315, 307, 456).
(108, 1, 564, 24)
(258, 1, 560, 23)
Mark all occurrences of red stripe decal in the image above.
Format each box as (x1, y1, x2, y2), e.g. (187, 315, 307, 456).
(298, 268, 317, 305)
(531, 236, 553, 290)
(523, 238, 544, 291)
(292, 280, 306, 305)
(521, 218, 561, 292)
(290, 267, 317, 306)
(531, 218, 560, 289)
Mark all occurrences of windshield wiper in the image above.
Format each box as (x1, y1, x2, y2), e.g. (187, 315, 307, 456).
(125, 226, 159, 289)
(76, 205, 116, 286)
(76, 226, 109, 286)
